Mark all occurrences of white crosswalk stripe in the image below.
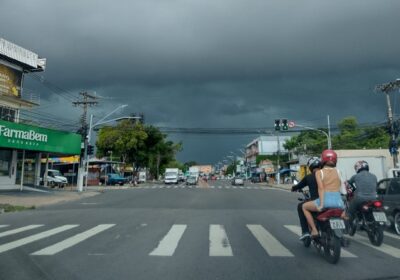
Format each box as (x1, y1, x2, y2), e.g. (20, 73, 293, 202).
(247, 225, 294, 257)
(0, 225, 44, 238)
(384, 231, 400, 241)
(284, 225, 357, 258)
(149, 225, 187, 256)
(352, 233, 400, 258)
(209, 225, 233, 257)
(0, 225, 78, 254)
(31, 224, 115, 256)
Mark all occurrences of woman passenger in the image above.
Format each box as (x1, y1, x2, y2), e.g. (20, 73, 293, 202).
(302, 149, 345, 237)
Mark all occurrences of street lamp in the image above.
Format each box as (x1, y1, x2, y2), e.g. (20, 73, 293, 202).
(78, 104, 128, 192)
(295, 124, 332, 149)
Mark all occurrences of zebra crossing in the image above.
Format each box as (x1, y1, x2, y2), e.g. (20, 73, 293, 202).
(0, 223, 399, 259)
(133, 185, 274, 190)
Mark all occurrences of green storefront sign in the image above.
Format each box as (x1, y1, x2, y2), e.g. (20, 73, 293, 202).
(0, 120, 81, 155)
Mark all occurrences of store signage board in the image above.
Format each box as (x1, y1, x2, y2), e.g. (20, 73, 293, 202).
(0, 120, 81, 155)
(0, 38, 38, 68)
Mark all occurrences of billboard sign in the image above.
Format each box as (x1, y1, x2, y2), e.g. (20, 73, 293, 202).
(0, 64, 22, 98)
(0, 120, 81, 155)
(0, 38, 39, 68)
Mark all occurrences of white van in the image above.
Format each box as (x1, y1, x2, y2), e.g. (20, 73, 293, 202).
(42, 169, 68, 188)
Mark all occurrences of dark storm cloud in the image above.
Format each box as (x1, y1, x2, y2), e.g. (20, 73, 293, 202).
(1, 0, 400, 163)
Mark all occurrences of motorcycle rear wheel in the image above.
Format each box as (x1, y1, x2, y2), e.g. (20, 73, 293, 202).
(368, 226, 384, 246)
(348, 218, 357, 236)
(323, 230, 341, 264)
(394, 212, 400, 235)
(303, 237, 311, 248)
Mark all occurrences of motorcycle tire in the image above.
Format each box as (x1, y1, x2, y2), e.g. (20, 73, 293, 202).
(394, 212, 400, 235)
(303, 236, 311, 248)
(348, 218, 357, 236)
(368, 226, 384, 246)
(323, 230, 341, 264)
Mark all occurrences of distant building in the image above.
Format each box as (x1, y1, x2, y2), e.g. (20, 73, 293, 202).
(194, 165, 213, 175)
(245, 135, 291, 170)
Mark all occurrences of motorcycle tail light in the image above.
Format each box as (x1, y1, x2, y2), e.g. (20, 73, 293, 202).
(373, 201, 382, 208)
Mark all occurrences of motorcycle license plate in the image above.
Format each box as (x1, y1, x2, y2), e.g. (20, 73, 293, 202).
(373, 212, 387, 222)
(329, 219, 346, 230)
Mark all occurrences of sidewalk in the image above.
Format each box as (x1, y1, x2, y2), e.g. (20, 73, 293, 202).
(0, 188, 100, 209)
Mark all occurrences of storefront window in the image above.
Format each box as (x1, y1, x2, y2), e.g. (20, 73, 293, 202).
(0, 150, 12, 176)
(0, 106, 16, 122)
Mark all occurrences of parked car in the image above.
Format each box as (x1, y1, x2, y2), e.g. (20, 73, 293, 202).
(232, 176, 244, 186)
(377, 178, 400, 235)
(186, 176, 197, 186)
(106, 173, 128, 186)
(40, 169, 68, 188)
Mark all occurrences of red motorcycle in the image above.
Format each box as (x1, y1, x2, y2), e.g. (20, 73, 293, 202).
(298, 190, 346, 264)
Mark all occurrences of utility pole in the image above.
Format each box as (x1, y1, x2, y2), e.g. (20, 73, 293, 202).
(73, 92, 98, 192)
(376, 79, 400, 167)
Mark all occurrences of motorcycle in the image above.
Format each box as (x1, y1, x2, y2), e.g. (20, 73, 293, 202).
(345, 183, 386, 246)
(298, 190, 346, 264)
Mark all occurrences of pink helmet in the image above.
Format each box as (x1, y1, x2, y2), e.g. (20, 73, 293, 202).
(321, 149, 337, 165)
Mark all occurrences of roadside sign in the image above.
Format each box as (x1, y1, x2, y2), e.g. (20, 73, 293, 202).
(288, 121, 295, 128)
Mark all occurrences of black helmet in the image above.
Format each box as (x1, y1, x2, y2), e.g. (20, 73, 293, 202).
(354, 160, 369, 173)
(307, 157, 321, 171)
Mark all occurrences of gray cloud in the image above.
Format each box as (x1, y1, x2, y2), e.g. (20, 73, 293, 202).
(2, 0, 400, 163)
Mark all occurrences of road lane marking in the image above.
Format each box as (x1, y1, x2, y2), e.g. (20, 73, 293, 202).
(0, 225, 9, 229)
(209, 225, 233, 257)
(167, 186, 172, 189)
(232, 186, 237, 189)
(352, 234, 400, 258)
(284, 225, 357, 258)
(210, 186, 215, 189)
(0, 225, 44, 238)
(149, 225, 187, 256)
(174, 186, 179, 189)
(0, 225, 78, 254)
(239, 187, 244, 189)
(152, 186, 157, 189)
(384, 231, 400, 241)
(31, 224, 115, 256)
(226, 186, 231, 189)
(247, 225, 294, 257)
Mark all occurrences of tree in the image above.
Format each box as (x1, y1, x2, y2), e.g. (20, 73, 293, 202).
(96, 122, 183, 178)
(284, 116, 390, 154)
(96, 120, 147, 164)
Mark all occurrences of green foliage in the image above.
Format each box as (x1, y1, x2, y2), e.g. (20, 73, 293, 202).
(284, 116, 390, 154)
(225, 161, 237, 175)
(96, 121, 183, 177)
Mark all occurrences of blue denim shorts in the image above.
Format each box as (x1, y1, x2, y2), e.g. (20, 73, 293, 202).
(314, 192, 344, 209)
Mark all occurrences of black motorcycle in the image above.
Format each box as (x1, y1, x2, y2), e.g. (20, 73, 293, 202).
(298, 190, 346, 264)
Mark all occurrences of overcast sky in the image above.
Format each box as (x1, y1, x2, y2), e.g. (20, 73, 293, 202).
(1, 0, 400, 164)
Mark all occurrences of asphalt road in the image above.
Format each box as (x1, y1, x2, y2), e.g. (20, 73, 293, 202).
(1, 179, 400, 280)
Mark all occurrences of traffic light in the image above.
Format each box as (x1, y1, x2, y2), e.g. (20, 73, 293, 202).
(87, 145, 94, 155)
(274, 119, 281, 131)
(282, 119, 288, 131)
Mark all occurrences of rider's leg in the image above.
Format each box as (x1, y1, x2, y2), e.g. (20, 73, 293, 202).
(303, 201, 319, 237)
(297, 202, 309, 234)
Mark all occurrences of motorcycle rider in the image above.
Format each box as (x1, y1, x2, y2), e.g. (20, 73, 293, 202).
(346, 160, 378, 224)
(291, 157, 321, 240)
(303, 149, 345, 238)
